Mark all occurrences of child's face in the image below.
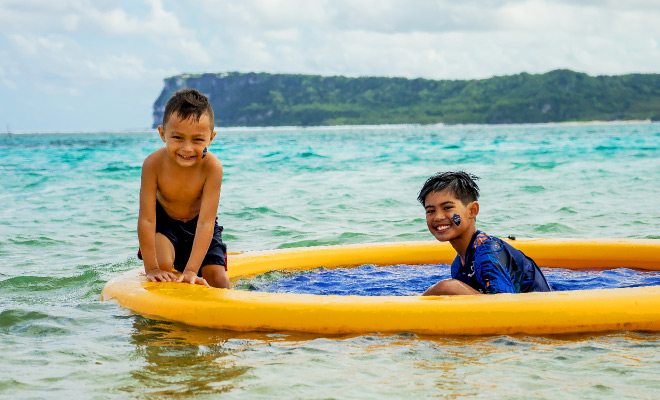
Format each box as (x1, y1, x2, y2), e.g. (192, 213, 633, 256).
(158, 112, 216, 168)
(424, 189, 478, 242)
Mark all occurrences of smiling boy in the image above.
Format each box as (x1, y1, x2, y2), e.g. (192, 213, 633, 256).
(137, 89, 230, 288)
(418, 171, 551, 295)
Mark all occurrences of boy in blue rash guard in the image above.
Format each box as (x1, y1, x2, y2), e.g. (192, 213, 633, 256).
(418, 171, 552, 296)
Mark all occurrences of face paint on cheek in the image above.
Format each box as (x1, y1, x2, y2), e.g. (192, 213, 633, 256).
(451, 213, 461, 227)
(202, 147, 208, 159)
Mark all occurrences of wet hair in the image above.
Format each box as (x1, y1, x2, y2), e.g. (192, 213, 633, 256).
(162, 89, 214, 130)
(417, 171, 480, 206)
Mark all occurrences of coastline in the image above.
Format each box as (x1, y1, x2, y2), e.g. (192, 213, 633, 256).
(2, 119, 654, 135)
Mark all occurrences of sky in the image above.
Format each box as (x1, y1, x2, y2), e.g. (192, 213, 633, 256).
(1, 0, 659, 132)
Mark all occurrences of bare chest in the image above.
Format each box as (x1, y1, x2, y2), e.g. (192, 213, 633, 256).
(156, 167, 206, 220)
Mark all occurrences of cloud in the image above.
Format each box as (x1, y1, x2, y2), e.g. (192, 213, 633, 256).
(192, 0, 660, 79)
(6, 33, 153, 84)
(0, 0, 183, 37)
(85, 53, 149, 81)
(4, 0, 657, 84)
(1, 0, 660, 131)
(0, 1, 81, 32)
(0, 0, 210, 85)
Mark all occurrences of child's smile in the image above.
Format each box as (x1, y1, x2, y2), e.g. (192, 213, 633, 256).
(432, 221, 452, 234)
(177, 153, 196, 162)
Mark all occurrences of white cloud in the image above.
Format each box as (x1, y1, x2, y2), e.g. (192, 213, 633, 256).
(1, 0, 660, 131)
(1, 0, 210, 72)
(202, 0, 331, 30)
(193, 0, 660, 79)
(85, 53, 148, 80)
(0, 1, 79, 32)
(8, 33, 107, 82)
(0, 0, 180, 36)
(79, 0, 188, 38)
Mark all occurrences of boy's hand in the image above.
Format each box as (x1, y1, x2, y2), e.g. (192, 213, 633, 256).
(179, 270, 210, 286)
(146, 268, 178, 282)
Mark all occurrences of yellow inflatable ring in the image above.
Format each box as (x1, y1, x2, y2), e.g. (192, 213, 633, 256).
(102, 239, 660, 335)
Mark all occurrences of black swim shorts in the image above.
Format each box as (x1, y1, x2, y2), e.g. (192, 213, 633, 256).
(138, 201, 227, 275)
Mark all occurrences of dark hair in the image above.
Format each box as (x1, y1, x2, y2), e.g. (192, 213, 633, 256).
(162, 89, 214, 130)
(417, 171, 480, 206)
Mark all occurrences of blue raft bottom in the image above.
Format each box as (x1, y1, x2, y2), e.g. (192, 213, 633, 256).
(235, 264, 660, 296)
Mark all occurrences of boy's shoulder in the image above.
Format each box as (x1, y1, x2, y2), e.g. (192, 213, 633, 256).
(141, 149, 166, 177)
(473, 232, 528, 260)
(203, 152, 223, 177)
(473, 231, 495, 248)
(472, 231, 505, 253)
(143, 148, 166, 165)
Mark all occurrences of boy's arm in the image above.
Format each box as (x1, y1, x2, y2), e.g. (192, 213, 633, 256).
(179, 159, 223, 284)
(473, 246, 516, 294)
(137, 154, 177, 282)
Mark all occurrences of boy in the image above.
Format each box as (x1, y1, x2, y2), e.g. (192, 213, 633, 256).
(137, 88, 230, 289)
(418, 171, 551, 295)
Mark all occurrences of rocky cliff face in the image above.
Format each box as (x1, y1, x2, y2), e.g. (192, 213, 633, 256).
(153, 71, 660, 127)
(152, 72, 278, 128)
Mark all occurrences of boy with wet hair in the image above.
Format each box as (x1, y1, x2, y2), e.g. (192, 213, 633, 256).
(137, 88, 230, 288)
(418, 171, 551, 295)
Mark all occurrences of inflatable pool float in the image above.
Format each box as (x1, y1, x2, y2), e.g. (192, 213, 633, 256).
(102, 239, 660, 335)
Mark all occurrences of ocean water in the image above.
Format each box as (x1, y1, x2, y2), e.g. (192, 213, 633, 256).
(1, 122, 660, 399)
(237, 264, 660, 296)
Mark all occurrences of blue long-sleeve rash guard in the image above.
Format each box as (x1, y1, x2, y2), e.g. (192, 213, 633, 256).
(450, 231, 552, 294)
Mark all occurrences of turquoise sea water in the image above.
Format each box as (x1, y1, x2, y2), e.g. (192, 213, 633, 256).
(1, 123, 660, 399)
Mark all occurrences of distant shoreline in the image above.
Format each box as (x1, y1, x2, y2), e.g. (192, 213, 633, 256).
(3, 119, 655, 135)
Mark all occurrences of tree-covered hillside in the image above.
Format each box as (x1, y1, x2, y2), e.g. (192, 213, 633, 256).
(152, 70, 660, 127)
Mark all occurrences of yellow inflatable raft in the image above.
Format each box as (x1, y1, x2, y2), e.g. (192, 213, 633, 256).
(101, 239, 660, 335)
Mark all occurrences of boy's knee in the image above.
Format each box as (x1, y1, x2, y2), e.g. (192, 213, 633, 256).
(202, 265, 231, 289)
(423, 279, 451, 296)
(154, 233, 175, 268)
(423, 279, 477, 296)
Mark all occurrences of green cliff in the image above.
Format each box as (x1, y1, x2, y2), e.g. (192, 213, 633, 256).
(152, 70, 660, 127)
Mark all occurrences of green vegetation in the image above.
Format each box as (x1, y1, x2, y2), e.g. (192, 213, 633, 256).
(153, 70, 660, 127)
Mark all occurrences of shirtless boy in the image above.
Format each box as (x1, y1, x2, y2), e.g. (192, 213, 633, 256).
(137, 89, 230, 288)
(419, 171, 551, 295)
